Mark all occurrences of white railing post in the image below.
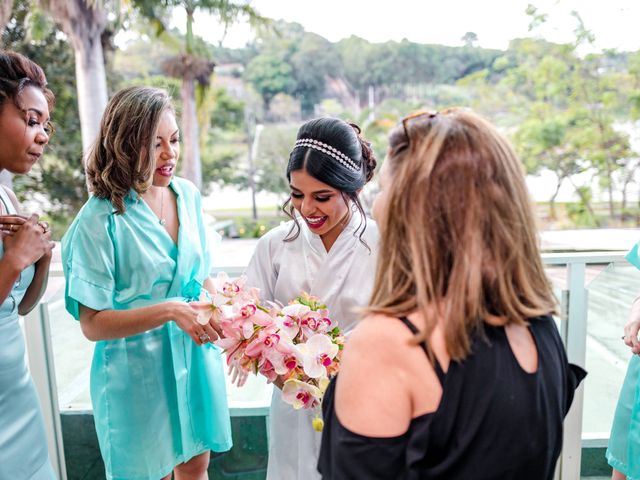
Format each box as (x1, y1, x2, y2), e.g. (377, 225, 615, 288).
(23, 302, 67, 480)
(560, 261, 588, 479)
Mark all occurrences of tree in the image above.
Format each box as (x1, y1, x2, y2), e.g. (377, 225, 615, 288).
(37, 0, 110, 155)
(462, 31, 478, 48)
(133, 0, 266, 189)
(0, 0, 11, 34)
(290, 32, 340, 117)
(245, 53, 294, 113)
(253, 124, 296, 199)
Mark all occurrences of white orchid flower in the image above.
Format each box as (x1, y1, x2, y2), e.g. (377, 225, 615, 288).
(298, 334, 339, 379)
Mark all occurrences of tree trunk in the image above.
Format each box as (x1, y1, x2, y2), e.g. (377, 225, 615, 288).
(0, 0, 12, 36)
(75, 36, 108, 157)
(180, 77, 202, 189)
(605, 158, 615, 219)
(548, 176, 564, 220)
(41, 0, 109, 163)
(568, 176, 600, 227)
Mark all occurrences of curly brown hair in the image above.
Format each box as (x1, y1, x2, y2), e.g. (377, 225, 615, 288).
(0, 50, 55, 112)
(86, 86, 174, 214)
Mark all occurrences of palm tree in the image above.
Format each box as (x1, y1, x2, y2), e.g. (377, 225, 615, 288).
(37, 0, 110, 156)
(0, 0, 12, 35)
(134, 0, 265, 189)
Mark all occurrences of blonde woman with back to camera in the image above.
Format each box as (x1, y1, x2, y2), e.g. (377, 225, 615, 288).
(318, 108, 587, 479)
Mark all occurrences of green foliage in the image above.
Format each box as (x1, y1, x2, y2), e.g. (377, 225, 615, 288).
(252, 124, 297, 196)
(245, 53, 295, 110)
(201, 140, 245, 192)
(6, 3, 640, 229)
(209, 86, 244, 130)
(290, 33, 341, 117)
(232, 215, 282, 238)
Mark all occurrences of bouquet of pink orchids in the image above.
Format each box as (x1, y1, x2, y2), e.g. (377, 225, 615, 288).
(200, 273, 344, 430)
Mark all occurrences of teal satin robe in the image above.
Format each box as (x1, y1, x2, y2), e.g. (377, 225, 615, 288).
(62, 178, 232, 480)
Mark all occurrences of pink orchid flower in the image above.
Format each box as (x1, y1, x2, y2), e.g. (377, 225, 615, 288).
(277, 303, 311, 338)
(300, 311, 334, 338)
(244, 326, 281, 358)
(282, 379, 322, 409)
(263, 338, 298, 376)
(257, 358, 279, 383)
(213, 272, 246, 299)
(228, 301, 274, 339)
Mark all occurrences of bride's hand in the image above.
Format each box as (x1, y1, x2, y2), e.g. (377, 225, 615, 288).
(228, 361, 248, 387)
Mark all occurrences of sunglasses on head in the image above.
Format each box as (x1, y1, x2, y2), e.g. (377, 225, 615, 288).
(400, 107, 471, 147)
(401, 110, 438, 140)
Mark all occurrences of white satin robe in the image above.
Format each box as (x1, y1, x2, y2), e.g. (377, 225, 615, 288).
(244, 213, 379, 480)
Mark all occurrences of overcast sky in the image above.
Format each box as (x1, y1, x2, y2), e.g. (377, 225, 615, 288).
(174, 0, 640, 52)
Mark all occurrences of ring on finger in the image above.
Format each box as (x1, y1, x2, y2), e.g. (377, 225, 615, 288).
(10, 224, 16, 232)
(199, 333, 211, 343)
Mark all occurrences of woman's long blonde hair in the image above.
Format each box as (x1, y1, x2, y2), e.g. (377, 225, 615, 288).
(368, 108, 556, 361)
(86, 86, 174, 214)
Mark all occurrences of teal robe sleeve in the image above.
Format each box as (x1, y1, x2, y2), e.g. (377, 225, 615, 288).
(627, 241, 640, 270)
(62, 197, 116, 320)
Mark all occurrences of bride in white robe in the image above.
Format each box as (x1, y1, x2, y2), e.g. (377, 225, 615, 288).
(246, 213, 378, 480)
(244, 117, 379, 480)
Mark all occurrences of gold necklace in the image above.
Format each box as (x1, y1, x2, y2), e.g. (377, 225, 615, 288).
(159, 188, 166, 226)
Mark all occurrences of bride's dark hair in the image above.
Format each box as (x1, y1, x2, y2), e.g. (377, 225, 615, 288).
(282, 117, 377, 244)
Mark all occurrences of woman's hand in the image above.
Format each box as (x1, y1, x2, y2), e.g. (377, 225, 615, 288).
(169, 301, 221, 346)
(623, 298, 640, 355)
(1, 214, 54, 270)
(228, 361, 249, 387)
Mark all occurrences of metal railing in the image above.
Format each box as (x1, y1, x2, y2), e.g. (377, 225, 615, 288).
(23, 253, 629, 480)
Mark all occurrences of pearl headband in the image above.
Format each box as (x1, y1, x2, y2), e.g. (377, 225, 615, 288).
(294, 138, 360, 173)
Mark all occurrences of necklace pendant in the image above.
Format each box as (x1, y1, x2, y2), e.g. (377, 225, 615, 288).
(159, 218, 166, 226)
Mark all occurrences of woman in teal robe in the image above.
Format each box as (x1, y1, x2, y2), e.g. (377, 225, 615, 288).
(0, 51, 57, 480)
(62, 87, 231, 480)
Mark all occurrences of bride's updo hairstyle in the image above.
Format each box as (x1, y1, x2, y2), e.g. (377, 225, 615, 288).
(283, 117, 377, 242)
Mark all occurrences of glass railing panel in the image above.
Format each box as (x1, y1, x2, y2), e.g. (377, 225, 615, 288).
(583, 261, 640, 438)
(44, 280, 93, 410)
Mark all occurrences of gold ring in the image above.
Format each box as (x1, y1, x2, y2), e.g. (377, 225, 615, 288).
(39, 221, 49, 233)
(10, 224, 15, 232)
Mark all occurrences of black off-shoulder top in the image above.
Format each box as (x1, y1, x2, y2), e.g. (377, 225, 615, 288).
(318, 314, 587, 480)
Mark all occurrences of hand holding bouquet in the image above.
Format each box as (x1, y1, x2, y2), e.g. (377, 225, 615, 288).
(202, 273, 344, 429)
